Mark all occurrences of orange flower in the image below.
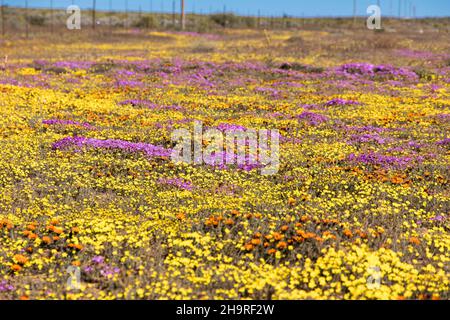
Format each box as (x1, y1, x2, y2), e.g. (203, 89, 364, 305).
(251, 238, 261, 246)
(267, 249, 277, 255)
(19, 295, 29, 300)
(253, 232, 262, 238)
(315, 236, 324, 243)
(390, 175, 404, 184)
(230, 210, 240, 216)
(304, 232, 316, 239)
(288, 197, 296, 205)
(323, 231, 337, 240)
(176, 213, 186, 220)
(263, 242, 270, 248)
(300, 216, 309, 222)
(26, 224, 36, 231)
(25, 247, 33, 253)
(53, 227, 63, 234)
(72, 260, 81, 267)
(71, 226, 80, 233)
(224, 219, 234, 226)
(244, 243, 254, 251)
(14, 254, 29, 265)
(205, 217, 214, 226)
(253, 213, 262, 219)
(68, 243, 83, 250)
(11, 264, 22, 272)
(276, 241, 287, 249)
(27, 233, 37, 240)
(52, 236, 60, 241)
(42, 236, 52, 244)
(409, 237, 420, 245)
(357, 230, 368, 239)
(343, 229, 353, 238)
(296, 229, 306, 237)
(246, 213, 253, 219)
(1, 219, 13, 229)
(273, 232, 283, 241)
(280, 225, 289, 232)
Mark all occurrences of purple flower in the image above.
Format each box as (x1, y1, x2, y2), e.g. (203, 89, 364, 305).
(347, 152, 415, 168)
(92, 256, 105, 264)
(53, 61, 93, 70)
(116, 69, 135, 76)
(158, 177, 193, 191)
(118, 100, 183, 111)
(407, 141, 422, 149)
(216, 123, 247, 132)
(254, 87, 281, 98)
(116, 80, 143, 87)
(0, 280, 14, 292)
(437, 138, 450, 145)
(325, 98, 360, 107)
(336, 63, 418, 80)
(42, 119, 94, 129)
(296, 111, 329, 125)
(435, 114, 450, 121)
(349, 134, 387, 145)
(100, 266, 121, 278)
(84, 266, 94, 273)
(119, 99, 157, 108)
(52, 136, 171, 158)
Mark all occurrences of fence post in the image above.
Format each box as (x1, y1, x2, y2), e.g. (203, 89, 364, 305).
(181, 0, 185, 30)
(1, 0, 5, 37)
(50, 0, 53, 34)
(92, 0, 96, 30)
(25, 0, 29, 38)
(172, 0, 175, 27)
(109, 0, 112, 33)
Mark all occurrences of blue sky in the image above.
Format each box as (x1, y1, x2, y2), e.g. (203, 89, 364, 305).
(6, 0, 450, 17)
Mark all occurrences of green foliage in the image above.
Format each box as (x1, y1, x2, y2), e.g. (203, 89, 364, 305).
(27, 15, 46, 26)
(210, 13, 238, 27)
(133, 16, 156, 29)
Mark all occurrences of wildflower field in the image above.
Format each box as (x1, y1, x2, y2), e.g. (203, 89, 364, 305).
(0, 20, 449, 300)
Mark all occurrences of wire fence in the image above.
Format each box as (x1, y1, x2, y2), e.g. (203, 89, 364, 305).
(0, 0, 294, 37)
(0, 0, 434, 38)
(0, 0, 312, 37)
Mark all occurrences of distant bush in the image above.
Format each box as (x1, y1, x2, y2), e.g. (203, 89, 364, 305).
(286, 36, 305, 45)
(241, 17, 256, 28)
(90, 62, 117, 74)
(369, 35, 400, 49)
(191, 42, 215, 53)
(27, 15, 46, 26)
(133, 16, 156, 29)
(210, 13, 238, 27)
(413, 68, 435, 81)
(279, 62, 323, 73)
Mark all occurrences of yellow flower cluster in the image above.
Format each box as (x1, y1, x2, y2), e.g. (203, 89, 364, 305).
(0, 28, 449, 300)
